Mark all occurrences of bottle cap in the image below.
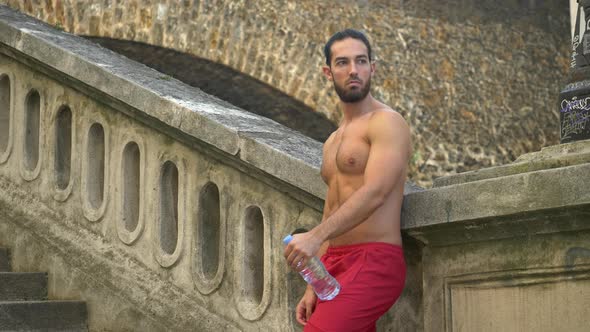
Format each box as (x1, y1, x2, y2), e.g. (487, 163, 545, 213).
(282, 234, 293, 245)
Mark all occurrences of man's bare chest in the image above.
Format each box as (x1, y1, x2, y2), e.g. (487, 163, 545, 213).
(322, 132, 370, 177)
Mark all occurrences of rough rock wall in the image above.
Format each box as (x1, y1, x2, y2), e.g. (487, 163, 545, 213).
(0, 0, 570, 186)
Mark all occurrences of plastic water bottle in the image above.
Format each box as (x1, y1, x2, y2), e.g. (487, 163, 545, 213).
(283, 234, 340, 301)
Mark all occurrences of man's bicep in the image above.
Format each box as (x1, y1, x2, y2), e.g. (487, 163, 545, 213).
(364, 141, 407, 195)
(364, 114, 410, 195)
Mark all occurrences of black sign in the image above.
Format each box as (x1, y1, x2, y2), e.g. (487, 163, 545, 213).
(559, 92, 590, 143)
(559, 1, 590, 143)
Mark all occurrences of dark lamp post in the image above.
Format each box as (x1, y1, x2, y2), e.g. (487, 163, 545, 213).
(559, 0, 590, 143)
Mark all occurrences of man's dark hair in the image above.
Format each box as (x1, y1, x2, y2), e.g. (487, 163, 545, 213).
(324, 29, 372, 67)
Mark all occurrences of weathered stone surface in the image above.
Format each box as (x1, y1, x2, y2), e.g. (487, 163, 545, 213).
(85, 37, 338, 143)
(0, 13, 331, 327)
(0, 175, 239, 331)
(0, 5, 327, 201)
(0, 248, 9, 271)
(0, 272, 48, 300)
(401, 138, 590, 331)
(0, 0, 570, 186)
(421, 230, 590, 332)
(0, 300, 88, 331)
(433, 138, 590, 187)
(402, 158, 590, 240)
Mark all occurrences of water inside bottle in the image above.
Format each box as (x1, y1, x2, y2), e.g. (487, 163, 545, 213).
(299, 259, 340, 301)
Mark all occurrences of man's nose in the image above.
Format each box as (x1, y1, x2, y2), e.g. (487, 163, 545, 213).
(349, 62, 358, 75)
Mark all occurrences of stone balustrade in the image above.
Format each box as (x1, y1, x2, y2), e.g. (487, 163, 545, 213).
(0, 5, 331, 331)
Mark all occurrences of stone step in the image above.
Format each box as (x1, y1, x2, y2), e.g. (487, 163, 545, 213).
(0, 248, 10, 271)
(0, 272, 48, 301)
(0, 300, 88, 331)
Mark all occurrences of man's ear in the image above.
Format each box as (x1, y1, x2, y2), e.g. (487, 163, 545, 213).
(370, 61, 376, 75)
(322, 66, 333, 81)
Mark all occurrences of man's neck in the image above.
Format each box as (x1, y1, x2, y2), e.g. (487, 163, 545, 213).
(339, 94, 374, 123)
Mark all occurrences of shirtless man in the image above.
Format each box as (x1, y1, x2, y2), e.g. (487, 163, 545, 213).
(283, 29, 411, 332)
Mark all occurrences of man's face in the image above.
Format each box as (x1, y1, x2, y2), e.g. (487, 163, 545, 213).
(324, 38, 374, 103)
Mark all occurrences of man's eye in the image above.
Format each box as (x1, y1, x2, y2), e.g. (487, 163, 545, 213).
(357, 59, 368, 64)
(336, 61, 346, 66)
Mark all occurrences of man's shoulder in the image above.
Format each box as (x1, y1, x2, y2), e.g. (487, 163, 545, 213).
(368, 108, 408, 128)
(366, 107, 411, 151)
(324, 129, 338, 144)
(368, 99, 404, 120)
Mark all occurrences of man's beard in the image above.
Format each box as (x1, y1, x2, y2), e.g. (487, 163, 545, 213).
(333, 77, 371, 103)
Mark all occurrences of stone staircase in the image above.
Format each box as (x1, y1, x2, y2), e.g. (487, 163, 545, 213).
(0, 247, 88, 331)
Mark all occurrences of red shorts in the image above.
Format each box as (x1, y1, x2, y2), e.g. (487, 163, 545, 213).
(304, 242, 406, 332)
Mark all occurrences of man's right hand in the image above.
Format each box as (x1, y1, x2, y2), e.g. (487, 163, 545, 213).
(296, 287, 317, 326)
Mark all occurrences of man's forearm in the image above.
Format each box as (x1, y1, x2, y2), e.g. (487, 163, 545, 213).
(311, 185, 386, 243)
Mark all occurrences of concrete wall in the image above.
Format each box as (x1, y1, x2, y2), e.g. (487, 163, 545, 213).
(0, 0, 570, 186)
(402, 140, 590, 332)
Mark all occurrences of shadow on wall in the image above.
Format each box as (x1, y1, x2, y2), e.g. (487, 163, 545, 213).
(85, 37, 337, 143)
